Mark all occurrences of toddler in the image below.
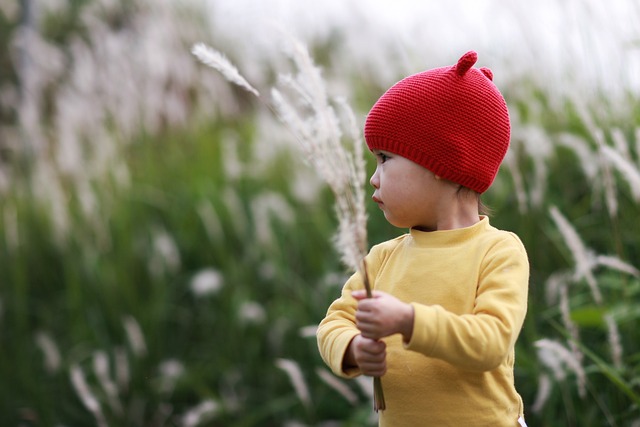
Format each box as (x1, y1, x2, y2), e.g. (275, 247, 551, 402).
(317, 51, 529, 427)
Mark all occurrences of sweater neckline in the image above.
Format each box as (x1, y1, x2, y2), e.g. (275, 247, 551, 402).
(408, 216, 489, 247)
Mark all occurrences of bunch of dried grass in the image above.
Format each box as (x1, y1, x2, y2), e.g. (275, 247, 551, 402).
(192, 38, 385, 411)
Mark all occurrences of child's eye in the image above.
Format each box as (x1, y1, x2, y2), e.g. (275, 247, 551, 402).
(377, 152, 390, 163)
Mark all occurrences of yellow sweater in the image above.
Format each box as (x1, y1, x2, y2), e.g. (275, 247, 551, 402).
(317, 217, 529, 426)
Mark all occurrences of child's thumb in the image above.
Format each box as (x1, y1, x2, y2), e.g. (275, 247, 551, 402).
(351, 290, 367, 300)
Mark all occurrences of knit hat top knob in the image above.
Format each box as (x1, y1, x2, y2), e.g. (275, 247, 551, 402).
(364, 50, 511, 194)
(455, 51, 477, 76)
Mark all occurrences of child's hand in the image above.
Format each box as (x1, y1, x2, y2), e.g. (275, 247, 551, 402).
(347, 334, 387, 377)
(351, 290, 414, 342)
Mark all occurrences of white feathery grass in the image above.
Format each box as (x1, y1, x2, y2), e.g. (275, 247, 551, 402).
(194, 32, 377, 409)
(250, 107, 301, 165)
(270, 88, 314, 144)
(594, 128, 619, 217)
(238, 301, 267, 325)
(190, 268, 224, 297)
(122, 315, 147, 358)
(158, 359, 185, 394)
(115, 346, 130, 392)
(93, 351, 122, 415)
(8, 0, 212, 247)
(195, 38, 370, 282)
(269, 37, 382, 409)
(604, 314, 624, 369)
(569, 94, 600, 139)
(595, 255, 640, 277)
(315, 367, 359, 405)
(179, 399, 219, 427)
(270, 39, 368, 275)
(531, 373, 553, 414)
(0, 0, 18, 20)
(275, 358, 311, 408)
(611, 128, 632, 160)
(192, 36, 368, 275)
(271, 81, 347, 193)
(535, 338, 586, 397)
(333, 96, 369, 272)
(220, 133, 243, 180)
(558, 281, 584, 374)
(549, 206, 602, 304)
(35, 331, 61, 374)
(298, 325, 318, 338)
(546, 207, 638, 382)
(601, 144, 640, 202)
(530, 154, 549, 209)
(544, 271, 571, 306)
(557, 133, 600, 181)
(191, 43, 260, 97)
(520, 125, 552, 208)
(503, 148, 528, 213)
(149, 227, 181, 277)
(251, 192, 296, 246)
(70, 364, 108, 427)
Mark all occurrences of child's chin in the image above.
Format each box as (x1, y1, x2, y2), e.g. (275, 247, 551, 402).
(385, 216, 406, 229)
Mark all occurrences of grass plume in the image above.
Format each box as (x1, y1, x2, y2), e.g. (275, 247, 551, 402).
(549, 206, 602, 304)
(535, 338, 587, 397)
(70, 364, 108, 427)
(192, 38, 383, 410)
(269, 37, 382, 410)
(269, 40, 368, 276)
(191, 43, 260, 97)
(601, 144, 640, 202)
(275, 358, 311, 408)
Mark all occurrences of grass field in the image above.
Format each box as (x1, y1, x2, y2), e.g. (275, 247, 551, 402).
(1, 1, 640, 425)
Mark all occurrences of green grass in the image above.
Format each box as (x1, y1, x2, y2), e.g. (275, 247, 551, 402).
(3, 20, 640, 427)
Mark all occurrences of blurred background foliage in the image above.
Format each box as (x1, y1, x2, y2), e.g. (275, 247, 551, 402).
(1, 0, 640, 426)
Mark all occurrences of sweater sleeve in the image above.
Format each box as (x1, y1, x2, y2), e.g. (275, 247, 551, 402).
(316, 274, 361, 378)
(405, 233, 529, 371)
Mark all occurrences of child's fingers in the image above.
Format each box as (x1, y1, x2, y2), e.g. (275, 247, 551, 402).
(359, 336, 386, 354)
(359, 361, 386, 377)
(356, 338, 387, 376)
(368, 339, 386, 354)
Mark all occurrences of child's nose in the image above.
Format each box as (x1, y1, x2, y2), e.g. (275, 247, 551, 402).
(370, 168, 380, 189)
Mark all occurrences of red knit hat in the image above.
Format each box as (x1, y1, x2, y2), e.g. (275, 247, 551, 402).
(364, 51, 510, 194)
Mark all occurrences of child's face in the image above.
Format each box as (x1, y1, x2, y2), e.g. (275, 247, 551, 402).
(370, 150, 451, 231)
